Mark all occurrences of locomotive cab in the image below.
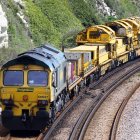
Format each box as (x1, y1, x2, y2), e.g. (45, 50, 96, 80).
(0, 45, 67, 130)
(1, 64, 51, 130)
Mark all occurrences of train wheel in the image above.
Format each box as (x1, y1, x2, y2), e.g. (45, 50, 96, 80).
(95, 69, 101, 80)
(85, 77, 90, 87)
(128, 52, 131, 61)
(56, 95, 65, 112)
(128, 52, 134, 61)
(80, 80, 85, 89)
(69, 89, 74, 100)
(50, 107, 56, 123)
(64, 90, 70, 103)
(84, 78, 87, 86)
(107, 65, 112, 72)
(133, 51, 137, 59)
(60, 94, 65, 110)
(78, 85, 81, 92)
(116, 60, 120, 67)
(90, 74, 94, 83)
(63, 89, 68, 102)
(74, 85, 79, 96)
(111, 60, 119, 69)
(131, 52, 134, 60)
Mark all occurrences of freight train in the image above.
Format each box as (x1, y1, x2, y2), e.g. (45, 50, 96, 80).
(1, 17, 140, 130)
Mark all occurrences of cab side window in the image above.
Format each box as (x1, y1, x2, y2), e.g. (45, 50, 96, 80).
(64, 67, 66, 83)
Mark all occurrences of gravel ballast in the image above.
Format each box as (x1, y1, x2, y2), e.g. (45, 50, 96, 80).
(116, 85, 140, 140)
(50, 97, 93, 140)
(84, 73, 140, 140)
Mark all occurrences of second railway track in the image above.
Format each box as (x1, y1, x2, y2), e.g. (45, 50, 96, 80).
(68, 60, 140, 140)
(110, 83, 140, 140)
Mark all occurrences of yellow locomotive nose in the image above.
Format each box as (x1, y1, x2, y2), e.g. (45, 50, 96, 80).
(0, 63, 51, 130)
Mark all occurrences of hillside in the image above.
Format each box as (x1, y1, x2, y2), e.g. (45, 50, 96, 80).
(0, 0, 140, 64)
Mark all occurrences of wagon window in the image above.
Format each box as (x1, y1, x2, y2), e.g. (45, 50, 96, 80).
(3, 70, 23, 86)
(89, 31, 101, 39)
(28, 71, 48, 86)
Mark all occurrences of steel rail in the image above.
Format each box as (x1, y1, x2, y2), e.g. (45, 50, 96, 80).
(37, 94, 83, 140)
(109, 83, 140, 140)
(4, 133, 11, 140)
(69, 63, 140, 140)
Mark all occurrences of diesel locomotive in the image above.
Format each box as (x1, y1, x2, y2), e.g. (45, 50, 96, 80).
(1, 17, 140, 130)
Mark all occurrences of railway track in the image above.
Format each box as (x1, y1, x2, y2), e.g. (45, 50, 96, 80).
(0, 124, 9, 140)
(68, 60, 140, 140)
(0, 133, 11, 140)
(40, 59, 140, 140)
(110, 83, 140, 140)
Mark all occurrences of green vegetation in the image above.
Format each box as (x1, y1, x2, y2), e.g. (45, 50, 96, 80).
(0, 47, 17, 65)
(34, 0, 82, 34)
(68, 0, 104, 26)
(25, 0, 61, 47)
(6, 0, 33, 50)
(0, 0, 140, 65)
(0, 0, 33, 65)
(29, 0, 83, 47)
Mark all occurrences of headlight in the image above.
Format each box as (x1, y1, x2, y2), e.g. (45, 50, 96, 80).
(37, 100, 48, 107)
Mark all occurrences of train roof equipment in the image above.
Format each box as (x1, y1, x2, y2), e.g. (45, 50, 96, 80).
(98, 25, 115, 33)
(76, 25, 116, 45)
(2, 44, 66, 71)
(117, 20, 133, 30)
(129, 17, 140, 25)
(121, 19, 140, 35)
(106, 21, 133, 38)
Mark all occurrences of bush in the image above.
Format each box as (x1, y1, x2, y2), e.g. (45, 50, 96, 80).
(25, 0, 61, 47)
(34, 0, 83, 34)
(68, 0, 104, 26)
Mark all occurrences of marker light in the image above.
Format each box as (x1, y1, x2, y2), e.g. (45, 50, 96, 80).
(37, 100, 48, 107)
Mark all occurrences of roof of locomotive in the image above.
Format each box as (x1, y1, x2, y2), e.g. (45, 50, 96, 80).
(2, 44, 66, 70)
